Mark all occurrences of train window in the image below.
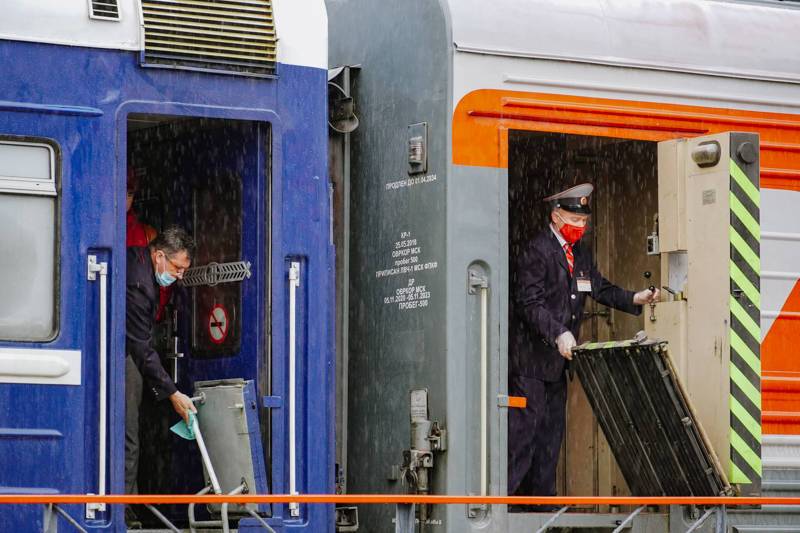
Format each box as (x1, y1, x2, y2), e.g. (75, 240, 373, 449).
(0, 140, 58, 341)
(127, 117, 247, 358)
(191, 173, 243, 357)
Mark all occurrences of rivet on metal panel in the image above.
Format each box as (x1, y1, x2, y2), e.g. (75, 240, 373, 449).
(736, 142, 757, 164)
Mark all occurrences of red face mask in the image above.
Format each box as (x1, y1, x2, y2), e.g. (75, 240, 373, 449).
(556, 213, 587, 244)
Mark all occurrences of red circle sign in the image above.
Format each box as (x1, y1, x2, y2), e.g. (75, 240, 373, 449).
(208, 304, 229, 344)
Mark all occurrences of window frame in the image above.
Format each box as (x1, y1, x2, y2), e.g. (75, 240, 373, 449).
(0, 135, 61, 343)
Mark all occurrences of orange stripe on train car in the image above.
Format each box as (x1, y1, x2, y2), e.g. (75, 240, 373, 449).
(3, 494, 800, 506)
(452, 89, 800, 192)
(762, 280, 800, 434)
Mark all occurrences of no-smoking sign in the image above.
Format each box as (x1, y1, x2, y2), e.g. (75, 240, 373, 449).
(208, 304, 229, 344)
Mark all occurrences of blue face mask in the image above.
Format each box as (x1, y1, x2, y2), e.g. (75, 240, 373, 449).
(155, 253, 177, 287)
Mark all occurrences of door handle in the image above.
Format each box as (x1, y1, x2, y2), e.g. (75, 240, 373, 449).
(468, 269, 489, 497)
(86, 255, 108, 519)
(288, 261, 301, 517)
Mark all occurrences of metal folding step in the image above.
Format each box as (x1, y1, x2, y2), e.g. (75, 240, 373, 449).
(571, 339, 731, 496)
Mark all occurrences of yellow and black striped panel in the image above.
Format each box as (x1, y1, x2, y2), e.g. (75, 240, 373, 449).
(728, 133, 762, 494)
(142, 0, 277, 76)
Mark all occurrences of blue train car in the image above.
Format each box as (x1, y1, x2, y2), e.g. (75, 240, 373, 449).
(0, 1, 333, 531)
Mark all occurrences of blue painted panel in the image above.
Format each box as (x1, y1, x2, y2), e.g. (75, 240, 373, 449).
(243, 381, 270, 502)
(0, 40, 332, 532)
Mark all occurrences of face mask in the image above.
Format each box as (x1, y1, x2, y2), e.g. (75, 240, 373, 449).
(556, 212, 587, 244)
(155, 253, 177, 287)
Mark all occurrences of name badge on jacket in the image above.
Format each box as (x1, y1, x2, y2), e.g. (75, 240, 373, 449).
(577, 276, 592, 292)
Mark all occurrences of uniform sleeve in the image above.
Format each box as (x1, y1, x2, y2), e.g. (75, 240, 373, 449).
(126, 283, 178, 401)
(516, 246, 570, 343)
(589, 262, 642, 316)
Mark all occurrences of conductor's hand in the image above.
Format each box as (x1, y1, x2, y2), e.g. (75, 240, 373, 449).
(556, 331, 576, 360)
(633, 287, 660, 305)
(169, 391, 197, 423)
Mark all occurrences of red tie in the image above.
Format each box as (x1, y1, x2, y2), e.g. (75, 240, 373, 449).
(563, 243, 574, 276)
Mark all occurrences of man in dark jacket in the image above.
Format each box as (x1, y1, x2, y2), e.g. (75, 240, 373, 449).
(508, 183, 659, 504)
(125, 226, 196, 496)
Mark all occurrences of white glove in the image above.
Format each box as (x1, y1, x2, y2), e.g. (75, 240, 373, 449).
(556, 331, 576, 360)
(633, 287, 661, 305)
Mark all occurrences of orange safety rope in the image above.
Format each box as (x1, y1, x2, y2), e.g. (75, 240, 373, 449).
(1, 494, 800, 506)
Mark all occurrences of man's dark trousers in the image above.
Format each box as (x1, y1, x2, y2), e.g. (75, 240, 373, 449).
(125, 355, 143, 495)
(507, 373, 567, 496)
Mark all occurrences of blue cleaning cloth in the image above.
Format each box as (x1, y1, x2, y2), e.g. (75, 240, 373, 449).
(170, 411, 197, 440)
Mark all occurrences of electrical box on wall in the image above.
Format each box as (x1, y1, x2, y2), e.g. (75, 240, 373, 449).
(408, 122, 428, 174)
(647, 132, 762, 495)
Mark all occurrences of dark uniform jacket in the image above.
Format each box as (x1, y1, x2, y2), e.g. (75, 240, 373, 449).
(126, 246, 178, 401)
(510, 227, 642, 382)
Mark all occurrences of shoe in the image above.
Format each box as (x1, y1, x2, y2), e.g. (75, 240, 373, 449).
(125, 506, 142, 529)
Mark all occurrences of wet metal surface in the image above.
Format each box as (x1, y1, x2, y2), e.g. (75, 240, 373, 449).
(571, 340, 730, 497)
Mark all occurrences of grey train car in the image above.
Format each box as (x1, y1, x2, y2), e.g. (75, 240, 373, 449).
(328, 0, 800, 532)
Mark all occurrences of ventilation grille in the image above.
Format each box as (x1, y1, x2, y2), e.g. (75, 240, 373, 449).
(142, 0, 277, 76)
(90, 0, 121, 20)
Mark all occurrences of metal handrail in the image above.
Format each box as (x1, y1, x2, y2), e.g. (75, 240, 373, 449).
(613, 505, 645, 532)
(86, 255, 109, 520)
(534, 506, 568, 533)
(7, 494, 800, 506)
(468, 268, 490, 498)
(288, 261, 301, 517)
(24, 492, 800, 533)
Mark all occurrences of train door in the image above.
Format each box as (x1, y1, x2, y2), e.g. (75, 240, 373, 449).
(507, 129, 762, 506)
(508, 131, 660, 504)
(0, 126, 116, 530)
(125, 116, 271, 527)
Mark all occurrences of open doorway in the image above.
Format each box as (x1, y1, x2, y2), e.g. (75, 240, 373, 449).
(124, 115, 271, 527)
(507, 131, 660, 502)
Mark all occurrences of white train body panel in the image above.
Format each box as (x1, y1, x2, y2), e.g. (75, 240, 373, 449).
(0, 0, 327, 68)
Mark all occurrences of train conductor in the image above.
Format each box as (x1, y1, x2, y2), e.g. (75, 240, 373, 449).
(508, 183, 660, 507)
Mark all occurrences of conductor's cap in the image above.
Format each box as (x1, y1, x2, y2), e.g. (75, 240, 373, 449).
(544, 183, 593, 215)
